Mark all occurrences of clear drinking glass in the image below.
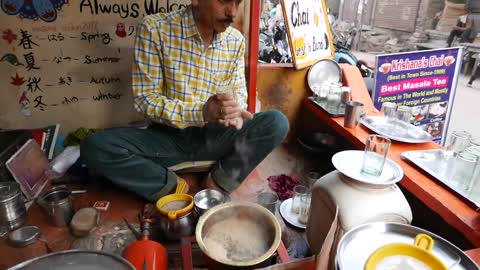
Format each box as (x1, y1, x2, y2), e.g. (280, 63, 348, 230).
(361, 134, 392, 177)
(465, 146, 480, 195)
(449, 151, 478, 192)
(340, 87, 352, 104)
(469, 138, 480, 148)
(445, 130, 472, 157)
(327, 84, 342, 104)
(257, 192, 278, 214)
(381, 102, 397, 133)
(396, 106, 412, 124)
(298, 192, 312, 225)
(318, 84, 330, 99)
(291, 185, 308, 214)
(218, 85, 237, 101)
(381, 102, 397, 122)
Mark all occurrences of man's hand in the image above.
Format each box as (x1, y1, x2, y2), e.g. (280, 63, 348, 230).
(219, 110, 253, 130)
(203, 94, 253, 129)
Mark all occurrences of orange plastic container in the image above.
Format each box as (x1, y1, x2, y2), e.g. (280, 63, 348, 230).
(123, 238, 168, 270)
(123, 219, 168, 270)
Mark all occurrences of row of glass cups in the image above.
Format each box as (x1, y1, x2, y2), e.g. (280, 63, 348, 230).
(444, 131, 480, 197)
(381, 102, 413, 134)
(315, 81, 352, 107)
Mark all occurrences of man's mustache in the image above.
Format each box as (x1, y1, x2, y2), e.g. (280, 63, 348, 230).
(219, 17, 234, 24)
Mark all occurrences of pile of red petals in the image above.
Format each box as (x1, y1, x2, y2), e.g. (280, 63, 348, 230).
(267, 174, 300, 200)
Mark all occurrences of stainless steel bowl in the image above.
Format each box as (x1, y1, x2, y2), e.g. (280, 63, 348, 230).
(193, 189, 227, 216)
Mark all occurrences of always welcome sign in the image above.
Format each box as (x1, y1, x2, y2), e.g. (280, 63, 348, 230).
(0, 0, 189, 132)
(280, 0, 334, 69)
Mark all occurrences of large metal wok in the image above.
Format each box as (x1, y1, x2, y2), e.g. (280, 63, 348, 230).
(195, 201, 282, 268)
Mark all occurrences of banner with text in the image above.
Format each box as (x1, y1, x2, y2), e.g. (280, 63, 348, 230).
(373, 48, 463, 144)
(0, 0, 245, 133)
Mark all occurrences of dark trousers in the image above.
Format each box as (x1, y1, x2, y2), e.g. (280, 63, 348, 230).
(469, 63, 480, 84)
(80, 110, 289, 201)
(447, 29, 473, 47)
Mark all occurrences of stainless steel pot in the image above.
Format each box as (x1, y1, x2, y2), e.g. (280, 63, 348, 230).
(196, 201, 281, 268)
(0, 182, 26, 230)
(36, 187, 74, 226)
(157, 211, 196, 241)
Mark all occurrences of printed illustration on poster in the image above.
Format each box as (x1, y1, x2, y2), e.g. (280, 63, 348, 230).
(372, 48, 463, 144)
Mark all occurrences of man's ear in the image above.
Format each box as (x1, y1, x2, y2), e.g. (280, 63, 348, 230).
(191, 0, 199, 7)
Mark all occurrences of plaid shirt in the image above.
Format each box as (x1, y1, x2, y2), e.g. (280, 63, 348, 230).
(132, 6, 247, 129)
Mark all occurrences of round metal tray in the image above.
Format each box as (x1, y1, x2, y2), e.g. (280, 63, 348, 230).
(7, 249, 135, 270)
(307, 59, 342, 96)
(336, 222, 479, 270)
(360, 116, 433, 143)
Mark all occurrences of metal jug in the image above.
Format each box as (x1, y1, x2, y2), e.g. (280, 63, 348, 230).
(0, 182, 26, 230)
(36, 187, 74, 226)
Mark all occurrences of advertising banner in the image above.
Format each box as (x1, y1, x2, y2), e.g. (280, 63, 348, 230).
(373, 48, 463, 144)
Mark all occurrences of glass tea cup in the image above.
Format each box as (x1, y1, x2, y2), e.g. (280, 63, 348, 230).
(361, 134, 392, 177)
(449, 151, 478, 192)
(257, 192, 278, 214)
(396, 106, 412, 134)
(327, 83, 342, 104)
(381, 102, 397, 121)
(445, 130, 472, 158)
(291, 185, 308, 214)
(465, 146, 480, 195)
(298, 192, 312, 225)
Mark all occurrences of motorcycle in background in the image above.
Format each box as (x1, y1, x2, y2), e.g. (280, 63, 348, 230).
(258, 11, 292, 63)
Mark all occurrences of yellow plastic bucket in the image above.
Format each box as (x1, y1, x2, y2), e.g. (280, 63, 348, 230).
(364, 234, 447, 270)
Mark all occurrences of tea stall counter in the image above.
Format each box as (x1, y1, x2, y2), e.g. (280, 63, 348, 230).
(303, 64, 480, 247)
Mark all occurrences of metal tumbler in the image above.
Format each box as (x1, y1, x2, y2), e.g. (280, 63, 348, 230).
(344, 101, 364, 128)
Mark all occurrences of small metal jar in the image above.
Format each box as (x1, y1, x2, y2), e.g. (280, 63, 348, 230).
(0, 182, 26, 230)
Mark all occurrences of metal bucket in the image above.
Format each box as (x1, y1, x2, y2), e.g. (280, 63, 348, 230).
(0, 182, 26, 230)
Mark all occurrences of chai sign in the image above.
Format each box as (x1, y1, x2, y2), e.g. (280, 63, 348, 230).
(373, 48, 463, 144)
(280, 0, 334, 69)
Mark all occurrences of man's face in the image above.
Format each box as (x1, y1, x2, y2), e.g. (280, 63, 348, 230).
(192, 0, 242, 33)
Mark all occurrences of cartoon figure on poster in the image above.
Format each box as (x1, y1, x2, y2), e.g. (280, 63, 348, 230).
(1, 0, 68, 22)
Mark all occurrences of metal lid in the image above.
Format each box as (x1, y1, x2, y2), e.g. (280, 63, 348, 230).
(8, 226, 40, 247)
(0, 182, 21, 202)
(307, 59, 342, 96)
(336, 222, 478, 270)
